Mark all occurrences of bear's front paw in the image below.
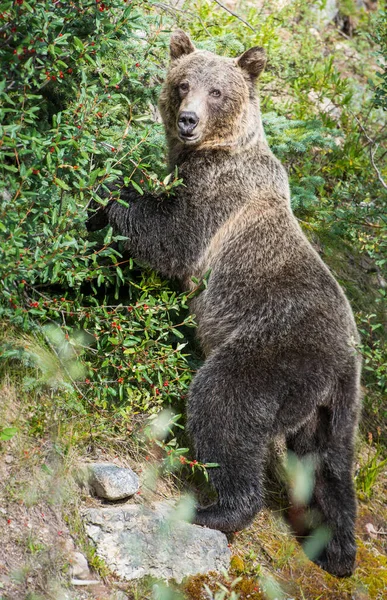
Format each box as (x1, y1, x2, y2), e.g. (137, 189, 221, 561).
(193, 503, 256, 533)
(86, 202, 109, 232)
(193, 505, 234, 532)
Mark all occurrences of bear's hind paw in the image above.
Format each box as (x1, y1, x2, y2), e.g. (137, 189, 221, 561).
(311, 538, 356, 578)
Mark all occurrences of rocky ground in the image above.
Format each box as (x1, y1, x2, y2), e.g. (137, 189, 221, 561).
(1, 387, 386, 600)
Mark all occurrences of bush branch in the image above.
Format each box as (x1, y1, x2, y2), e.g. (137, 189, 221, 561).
(370, 143, 387, 191)
(212, 0, 257, 32)
(355, 116, 387, 191)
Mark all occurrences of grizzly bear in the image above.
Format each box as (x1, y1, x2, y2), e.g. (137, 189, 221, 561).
(87, 30, 362, 577)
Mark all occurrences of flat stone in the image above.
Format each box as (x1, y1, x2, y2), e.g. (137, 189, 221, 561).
(84, 463, 140, 501)
(83, 501, 231, 583)
(71, 579, 100, 586)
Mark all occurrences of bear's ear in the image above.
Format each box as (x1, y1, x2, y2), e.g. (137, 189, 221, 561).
(170, 30, 196, 61)
(237, 46, 266, 80)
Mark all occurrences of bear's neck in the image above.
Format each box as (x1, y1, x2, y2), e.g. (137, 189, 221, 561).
(166, 98, 267, 169)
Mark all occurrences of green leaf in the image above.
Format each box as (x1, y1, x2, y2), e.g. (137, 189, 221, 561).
(0, 427, 18, 441)
(131, 181, 144, 195)
(73, 37, 84, 51)
(55, 178, 70, 191)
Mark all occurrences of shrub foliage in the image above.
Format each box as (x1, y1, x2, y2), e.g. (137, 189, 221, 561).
(0, 0, 386, 450)
(0, 0, 195, 446)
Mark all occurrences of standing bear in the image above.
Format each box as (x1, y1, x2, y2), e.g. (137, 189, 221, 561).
(87, 30, 362, 577)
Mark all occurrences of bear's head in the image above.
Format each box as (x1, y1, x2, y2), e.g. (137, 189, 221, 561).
(159, 30, 266, 153)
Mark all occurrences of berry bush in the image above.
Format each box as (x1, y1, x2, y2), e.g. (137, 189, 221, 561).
(1, 0, 386, 451)
(0, 0, 195, 452)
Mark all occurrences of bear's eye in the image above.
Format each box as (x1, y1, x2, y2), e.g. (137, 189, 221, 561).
(179, 82, 189, 93)
(209, 89, 221, 98)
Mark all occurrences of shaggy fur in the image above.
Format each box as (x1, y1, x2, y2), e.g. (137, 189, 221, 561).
(87, 31, 362, 577)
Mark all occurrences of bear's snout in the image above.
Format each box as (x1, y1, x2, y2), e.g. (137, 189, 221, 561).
(178, 111, 199, 138)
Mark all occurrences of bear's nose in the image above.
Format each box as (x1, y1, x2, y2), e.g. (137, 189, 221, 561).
(178, 111, 199, 136)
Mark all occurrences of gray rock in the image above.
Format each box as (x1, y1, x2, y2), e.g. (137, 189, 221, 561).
(113, 592, 129, 600)
(70, 551, 90, 580)
(83, 501, 231, 583)
(313, 0, 339, 26)
(84, 463, 140, 501)
(308, 90, 342, 121)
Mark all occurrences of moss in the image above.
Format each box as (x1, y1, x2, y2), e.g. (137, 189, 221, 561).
(230, 554, 245, 574)
(355, 540, 387, 599)
(182, 572, 267, 600)
(234, 577, 265, 599)
(182, 574, 214, 600)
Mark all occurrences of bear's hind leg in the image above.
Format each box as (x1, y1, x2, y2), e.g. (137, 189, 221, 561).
(187, 345, 277, 533)
(286, 405, 358, 578)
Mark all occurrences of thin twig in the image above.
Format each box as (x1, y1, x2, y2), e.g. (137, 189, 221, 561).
(58, 188, 64, 218)
(213, 0, 257, 32)
(370, 144, 387, 191)
(336, 28, 351, 40)
(355, 220, 384, 230)
(153, 2, 212, 35)
(354, 116, 387, 191)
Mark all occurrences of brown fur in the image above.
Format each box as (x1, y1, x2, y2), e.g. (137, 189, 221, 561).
(87, 31, 362, 578)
